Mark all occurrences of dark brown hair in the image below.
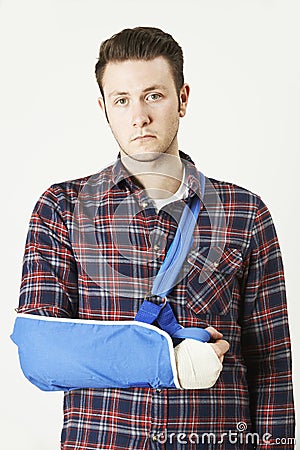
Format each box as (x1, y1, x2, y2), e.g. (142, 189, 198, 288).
(95, 27, 184, 99)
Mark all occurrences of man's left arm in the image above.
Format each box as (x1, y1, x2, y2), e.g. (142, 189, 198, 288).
(241, 198, 295, 449)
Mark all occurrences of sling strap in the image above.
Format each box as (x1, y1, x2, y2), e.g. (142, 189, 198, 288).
(135, 171, 210, 343)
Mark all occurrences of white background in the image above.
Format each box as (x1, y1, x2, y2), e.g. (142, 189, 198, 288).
(0, 0, 299, 448)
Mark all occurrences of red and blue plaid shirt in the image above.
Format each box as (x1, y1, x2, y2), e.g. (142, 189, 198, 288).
(17, 151, 295, 449)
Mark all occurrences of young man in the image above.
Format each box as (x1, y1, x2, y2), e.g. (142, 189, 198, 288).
(13, 27, 295, 449)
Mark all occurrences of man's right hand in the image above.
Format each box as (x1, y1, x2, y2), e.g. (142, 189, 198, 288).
(205, 326, 230, 363)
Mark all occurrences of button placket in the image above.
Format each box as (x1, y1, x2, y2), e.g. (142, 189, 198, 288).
(149, 389, 167, 449)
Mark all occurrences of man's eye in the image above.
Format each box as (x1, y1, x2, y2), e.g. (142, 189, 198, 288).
(147, 93, 161, 102)
(115, 98, 127, 105)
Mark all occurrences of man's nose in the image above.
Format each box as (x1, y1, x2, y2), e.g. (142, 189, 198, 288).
(132, 102, 151, 128)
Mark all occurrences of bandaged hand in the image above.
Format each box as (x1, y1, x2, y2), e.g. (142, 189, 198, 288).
(174, 338, 224, 389)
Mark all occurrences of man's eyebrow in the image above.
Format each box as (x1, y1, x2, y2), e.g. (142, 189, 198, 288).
(108, 85, 168, 98)
(142, 85, 168, 93)
(108, 91, 128, 98)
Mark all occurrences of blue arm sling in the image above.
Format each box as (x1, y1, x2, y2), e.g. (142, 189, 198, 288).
(11, 172, 209, 391)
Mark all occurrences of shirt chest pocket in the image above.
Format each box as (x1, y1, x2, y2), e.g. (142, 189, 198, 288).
(186, 246, 243, 316)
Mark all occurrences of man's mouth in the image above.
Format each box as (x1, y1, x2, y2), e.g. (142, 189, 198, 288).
(132, 134, 156, 142)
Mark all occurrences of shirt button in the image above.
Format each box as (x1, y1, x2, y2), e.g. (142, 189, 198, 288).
(153, 244, 160, 252)
(142, 201, 148, 208)
(152, 435, 158, 442)
(213, 261, 219, 268)
(156, 388, 162, 393)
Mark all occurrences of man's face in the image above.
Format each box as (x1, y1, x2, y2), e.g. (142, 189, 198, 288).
(98, 57, 189, 162)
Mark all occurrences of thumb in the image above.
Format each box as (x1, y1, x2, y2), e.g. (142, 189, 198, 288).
(205, 326, 223, 341)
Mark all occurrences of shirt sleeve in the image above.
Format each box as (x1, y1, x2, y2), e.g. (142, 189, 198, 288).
(17, 186, 78, 318)
(241, 198, 295, 449)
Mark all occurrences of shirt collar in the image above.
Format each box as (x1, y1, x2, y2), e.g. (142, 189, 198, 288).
(111, 150, 203, 200)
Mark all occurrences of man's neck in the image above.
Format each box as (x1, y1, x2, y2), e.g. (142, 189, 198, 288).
(120, 151, 184, 200)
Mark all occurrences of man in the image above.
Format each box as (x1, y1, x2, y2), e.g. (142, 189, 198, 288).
(13, 27, 294, 449)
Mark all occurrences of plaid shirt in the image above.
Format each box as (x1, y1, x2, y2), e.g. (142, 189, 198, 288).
(17, 151, 295, 449)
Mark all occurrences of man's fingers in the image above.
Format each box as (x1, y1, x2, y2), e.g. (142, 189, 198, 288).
(205, 327, 230, 362)
(205, 326, 223, 340)
(209, 339, 230, 360)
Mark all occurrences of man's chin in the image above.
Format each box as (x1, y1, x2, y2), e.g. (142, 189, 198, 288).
(121, 150, 166, 163)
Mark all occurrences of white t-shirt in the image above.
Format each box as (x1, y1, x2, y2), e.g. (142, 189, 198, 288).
(151, 166, 188, 212)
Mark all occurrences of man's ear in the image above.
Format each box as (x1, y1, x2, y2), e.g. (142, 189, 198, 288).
(98, 97, 110, 124)
(179, 83, 190, 118)
(98, 97, 105, 112)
